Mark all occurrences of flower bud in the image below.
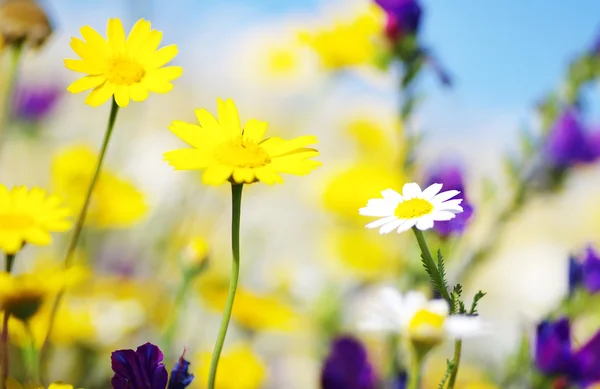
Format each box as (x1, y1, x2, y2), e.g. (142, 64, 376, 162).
(0, 0, 52, 49)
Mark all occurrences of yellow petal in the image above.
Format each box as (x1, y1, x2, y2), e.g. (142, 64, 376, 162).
(146, 66, 183, 81)
(114, 84, 130, 107)
(80, 25, 110, 58)
(69, 37, 104, 64)
(202, 165, 233, 186)
(260, 135, 318, 157)
(66, 76, 105, 94)
(146, 44, 178, 68)
(129, 83, 149, 102)
(194, 109, 222, 133)
(64, 59, 102, 74)
(0, 232, 23, 254)
(85, 82, 114, 107)
(232, 167, 256, 184)
(126, 19, 151, 54)
(243, 119, 268, 144)
(168, 121, 208, 148)
(107, 18, 126, 53)
(217, 98, 242, 139)
(254, 167, 284, 185)
(164, 149, 213, 170)
(136, 30, 163, 62)
(24, 228, 52, 246)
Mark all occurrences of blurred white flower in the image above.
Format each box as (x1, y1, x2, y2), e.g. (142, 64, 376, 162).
(359, 182, 463, 234)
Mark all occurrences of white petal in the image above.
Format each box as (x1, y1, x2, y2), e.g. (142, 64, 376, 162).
(444, 315, 491, 339)
(359, 204, 395, 217)
(402, 183, 422, 199)
(416, 217, 435, 231)
(381, 189, 403, 202)
(402, 291, 428, 314)
(396, 219, 417, 233)
(429, 211, 457, 221)
(357, 318, 400, 333)
(433, 190, 460, 203)
(366, 215, 398, 229)
(426, 299, 450, 316)
(379, 218, 405, 234)
(421, 183, 443, 200)
(437, 202, 464, 213)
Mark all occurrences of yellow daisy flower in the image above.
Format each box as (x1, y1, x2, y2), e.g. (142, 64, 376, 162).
(65, 18, 182, 107)
(164, 98, 321, 185)
(196, 345, 266, 389)
(0, 185, 71, 254)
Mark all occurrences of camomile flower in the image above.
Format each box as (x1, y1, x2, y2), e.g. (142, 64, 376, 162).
(358, 287, 488, 344)
(65, 18, 182, 107)
(359, 182, 463, 234)
(0, 185, 71, 254)
(164, 98, 321, 185)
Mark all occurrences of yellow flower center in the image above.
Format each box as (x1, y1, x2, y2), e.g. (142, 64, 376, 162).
(408, 309, 446, 336)
(394, 198, 434, 219)
(106, 57, 145, 85)
(0, 213, 34, 229)
(215, 140, 271, 168)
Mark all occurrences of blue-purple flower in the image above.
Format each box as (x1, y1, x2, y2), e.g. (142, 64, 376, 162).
(168, 352, 194, 389)
(543, 109, 598, 168)
(535, 318, 600, 387)
(374, 0, 422, 42)
(424, 163, 473, 237)
(12, 83, 61, 123)
(321, 336, 378, 389)
(569, 246, 600, 294)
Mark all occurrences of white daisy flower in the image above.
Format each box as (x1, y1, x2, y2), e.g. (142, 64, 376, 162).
(357, 287, 489, 343)
(358, 182, 463, 234)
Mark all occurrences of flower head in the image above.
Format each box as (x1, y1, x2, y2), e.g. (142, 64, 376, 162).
(0, 185, 71, 254)
(424, 164, 473, 237)
(111, 343, 168, 389)
(13, 82, 61, 123)
(543, 109, 598, 168)
(569, 246, 600, 294)
(65, 18, 182, 107)
(374, 0, 422, 41)
(164, 98, 321, 185)
(167, 352, 194, 389)
(0, 0, 52, 49)
(358, 287, 488, 345)
(320, 336, 378, 389)
(359, 182, 463, 234)
(196, 345, 266, 389)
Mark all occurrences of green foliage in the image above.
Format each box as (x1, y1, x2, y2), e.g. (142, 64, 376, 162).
(469, 291, 486, 315)
(438, 359, 455, 389)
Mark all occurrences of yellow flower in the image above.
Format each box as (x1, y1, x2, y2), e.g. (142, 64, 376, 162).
(6, 378, 76, 389)
(299, 6, 384, 70)
(65, 18, 182, 107)
(196, 345, 266, 389)
(51, 145, 147, 228)
(0, 185, 71, 254)
(164, 98, 321, 185)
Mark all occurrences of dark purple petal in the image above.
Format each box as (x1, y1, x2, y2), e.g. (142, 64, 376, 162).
(535, 318, 574, 375)
(569, 256, 584, 294)
(111, 343, 168, 389)
(544, 109, 596, 167)
(375, 0, 422, 40)
(571, 330, 600, 385)
(168, 353, 194, 389)
(12, 83, 61, 122)
(582, 246, 600, 293)
(321, 336, 378, 389)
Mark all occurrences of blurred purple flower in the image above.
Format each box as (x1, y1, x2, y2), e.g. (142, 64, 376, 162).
(321, 336, 378, 389)
(375, 0, 422, 42)
(535, 318, 600, 387)
(543, 109, 598, 167)
(569, 246, 600, 294)
(12, 83, 61, 122)
(111, 343, 168, 389)
(424, 164, 473, 237)
(168, 352, 194, 389)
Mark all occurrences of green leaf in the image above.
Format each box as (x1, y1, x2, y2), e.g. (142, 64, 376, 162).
(469, 290, 487, 315)
(438, 359, 455, 389)
(437, 250, 450, 292)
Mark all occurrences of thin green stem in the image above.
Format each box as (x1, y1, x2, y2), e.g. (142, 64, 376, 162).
(446, 340, 462, 389)
(207, 183, 243, 389)
(23, 321, 39, 383)
(411, 227, 452, 306)
(162, 272, 193, 353)
(39, 98, 120, 384)
(406, 344, 424, 389)
(0, 41, 24, 157)
(2, 253, 16, 388)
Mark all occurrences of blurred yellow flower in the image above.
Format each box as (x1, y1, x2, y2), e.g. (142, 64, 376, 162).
(346, 118, 401, 164)
(65, 18, 182, 107)
(299, 7, 384, 70)
(51, 145, 147, 228)
(0, 185, 71, 254)
(6, 378, 76, 389)
(196, 345, 266, 389)
(198, 274, 298, 332)
(0, 266, 87, 321)
(164, 98, 321, 185)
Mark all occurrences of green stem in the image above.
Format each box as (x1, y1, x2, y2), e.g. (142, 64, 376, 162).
(0, 41, 24, 157)
(162, 272, 193, 352)
(411, 227, 452, 307)
(39, 98, 120, 384)
(446, 340, 462, 389)
(207, 183, 243, 389)
(2, 253, 16, 389)
(406, 344, 424, 389)
(23, 321, 39, 383)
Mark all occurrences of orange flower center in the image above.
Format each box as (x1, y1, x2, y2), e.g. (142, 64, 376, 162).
(0, 213, 34, 229)
(394, 198, 434, 219)
(215, 140, 271, 168)
(106, 57, 145, 85)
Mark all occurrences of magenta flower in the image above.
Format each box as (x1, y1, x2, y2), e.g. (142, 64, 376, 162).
(111, 343, 169, 389)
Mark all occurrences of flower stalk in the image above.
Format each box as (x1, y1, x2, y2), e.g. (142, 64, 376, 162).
(207, 183, 243, 389)
(446, 340, 463, 389)
(2, 253, 16, 389)
(411, 227, 452, 306)
(0, 41, 24, 156)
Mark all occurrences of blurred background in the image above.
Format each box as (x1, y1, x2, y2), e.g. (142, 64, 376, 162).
(2, 0, 600, 388)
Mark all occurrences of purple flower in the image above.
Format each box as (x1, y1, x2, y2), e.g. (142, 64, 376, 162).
(570, 246, 600, 294)
(543, 109, 597, 168)
(424, 163, 473, 237)
(12, 83, 61, 122)
(111, 343, 168, 389)
(167, 352, 194, 389)
(375, 0, 422, 41)
(321, 336, 378, 389)
(535, 318, 600, 387)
